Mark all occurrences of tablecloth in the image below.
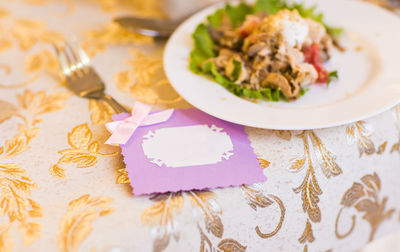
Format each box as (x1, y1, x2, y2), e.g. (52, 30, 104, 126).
(0, 0, 399, 251)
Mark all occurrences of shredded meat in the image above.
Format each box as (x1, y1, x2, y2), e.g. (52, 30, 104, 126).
(206, 49, 250, 82)
(262, 73, 300, 99)
(291, 63, 318, 87)
(203, 9, 336, 100)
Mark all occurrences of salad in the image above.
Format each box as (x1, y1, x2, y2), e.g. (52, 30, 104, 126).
(189, 0, 342, 101)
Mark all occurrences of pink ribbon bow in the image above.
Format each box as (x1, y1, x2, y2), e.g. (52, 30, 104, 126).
(105, 102, 174, 146)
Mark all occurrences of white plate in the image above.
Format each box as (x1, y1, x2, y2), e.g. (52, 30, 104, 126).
(164, 0, 400, 129)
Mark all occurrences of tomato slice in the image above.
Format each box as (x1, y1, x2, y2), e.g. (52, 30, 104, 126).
(302, 43, 328, 83)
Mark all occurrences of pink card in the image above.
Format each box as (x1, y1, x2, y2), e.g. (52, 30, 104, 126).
(113, 109, 266, 195)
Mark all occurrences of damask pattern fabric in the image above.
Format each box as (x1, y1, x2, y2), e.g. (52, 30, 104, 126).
(0, 1, 399, 252)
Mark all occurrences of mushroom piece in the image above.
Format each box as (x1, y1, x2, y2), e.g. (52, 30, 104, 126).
(261, 73, 300, 100)
(208, 25, 241, 49)
(208, 26, 224, 42)
(243, 33, 270, 52)
(246, 42, 268, 57)
(250, 68, 269, 90)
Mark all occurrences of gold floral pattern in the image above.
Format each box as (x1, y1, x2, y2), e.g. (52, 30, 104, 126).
(49, 164, 66, 179)
(115, 167, 130, 185)
(289, 131, 342, 223)
(82, 22, 153, 57)
(240, 185, 285, 239)
(57, 194, 114, 252)
(0, 112, 39, 162)
(335, 173, 395, 242)
(7, 19, 63, 51)
(25, 49, 61, 80)
(298, 219, 315, 252)
(199, 226, 247, 252)
(289, 131, 342, 250)
(0, 64, 11, 74)
(113, 49, 182, 105)
(376, 141, 387, 154)
(141, 190, 245, 252)
(0, 89, 68, 249)
(241, 185, 273, 211)
(0, 162, 42, 245)
(141, 192, 184, 252)
(17, 90, 70, 123)
(94, 0, 165, 18)
(346, 121, 376, 157)
(51, 124, 119, 177)
(188, 191, 224, 238)
(0, 7, 9, 18)
(257, 158, 270, 169)
(0, 13, 64, 89)
(0, 100, 18, 124)
(0, 224, 12, 252)
(298, 219, 315, 244)
(23, 0, 75, 14)
(88, 100, 114, 125)
(0, 72, 39, 89)
(272, 130, 292, 141)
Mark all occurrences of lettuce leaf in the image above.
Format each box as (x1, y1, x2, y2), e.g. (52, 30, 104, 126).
(231, 59, 242, 81)
(243, 89, 263, 99)
(207, 9, 224, 28)
(299, 88, 309, 97)
(193, 23, 215, 59)
(201, 61, 286, 101)
(327, 70, 339, 86)
(189, 23, 215, 73)
(226, 2, 253, 28)
(289, 3, 323, 23)
(326, 26, 343, 38)
(254, 0, 287, 14)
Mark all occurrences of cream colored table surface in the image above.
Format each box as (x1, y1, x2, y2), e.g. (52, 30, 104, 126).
(0, 1, 399, 252)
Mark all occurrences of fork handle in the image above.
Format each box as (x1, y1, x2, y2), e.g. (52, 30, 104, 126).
(101, 94, 129, 114)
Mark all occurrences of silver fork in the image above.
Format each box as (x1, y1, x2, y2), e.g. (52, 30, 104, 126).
(54, 42, 129, 114)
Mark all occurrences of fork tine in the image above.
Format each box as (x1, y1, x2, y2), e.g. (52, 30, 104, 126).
(65, 41, 81, 67)
(62, 43, 75, 72)
(53, 44, 71, 76)
(75, 42, 91, 67)
(65, 41, 85, 77)
(70, 40, 91, 76)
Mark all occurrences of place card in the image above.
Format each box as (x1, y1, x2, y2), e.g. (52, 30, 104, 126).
(110, 108, 266, 195)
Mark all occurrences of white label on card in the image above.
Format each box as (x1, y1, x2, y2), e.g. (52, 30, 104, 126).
(141, 125, 233, 168)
